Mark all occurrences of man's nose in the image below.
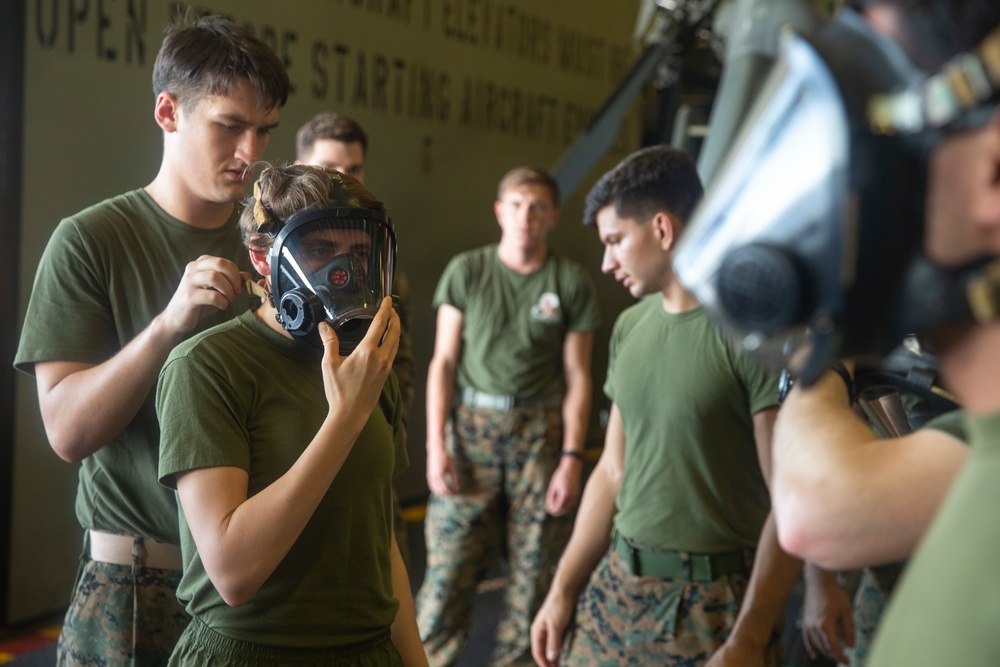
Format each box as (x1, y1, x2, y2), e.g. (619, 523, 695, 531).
(236, 130, 266, 164)
(601, 246, 616, 274)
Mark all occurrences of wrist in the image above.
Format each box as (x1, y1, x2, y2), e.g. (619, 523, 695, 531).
(548, 570, 584, 602)
(560, 449, 585, 462)
(147, 312, 186, 348)
(803, 562, 838, 589)
(426, 443, 448, 459)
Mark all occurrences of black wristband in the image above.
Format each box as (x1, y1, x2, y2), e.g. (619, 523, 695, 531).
(830, 361, 856, 405)
(561, 450, 584, 461)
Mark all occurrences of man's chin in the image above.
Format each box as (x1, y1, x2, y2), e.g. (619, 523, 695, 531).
(219, 182, 251, 203)
(628, 283, 652, 300)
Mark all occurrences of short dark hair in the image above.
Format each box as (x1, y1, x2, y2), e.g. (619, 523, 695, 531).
(583, 145, 703, 228)
(152, 14, 289, 110)
(296, 112, 369, 160)
(496, 166, 560, 208)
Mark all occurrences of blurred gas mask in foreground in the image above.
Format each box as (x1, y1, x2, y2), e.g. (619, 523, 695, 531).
(674, 9, 1000, 386)
(256, 175, 396, 355)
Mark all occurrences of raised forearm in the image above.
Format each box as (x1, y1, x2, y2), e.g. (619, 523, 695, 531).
(771, 371, 879, 558)
(178, 411, 368, 607)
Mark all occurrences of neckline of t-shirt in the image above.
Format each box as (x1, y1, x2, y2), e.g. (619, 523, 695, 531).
(654, 300, 703, 323)
(135, 188, 238, 236)
(493, 244, 552, 279)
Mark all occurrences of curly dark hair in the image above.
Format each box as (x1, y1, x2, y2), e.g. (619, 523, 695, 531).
(583, 145, 702, 229)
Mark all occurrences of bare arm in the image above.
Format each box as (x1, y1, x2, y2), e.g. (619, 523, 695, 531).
(708, 407, 803, 667)
(175, 302, 400, 607)
(531, 401, 625, 667)
(425, 304, 463, 495)
(772, 370, 967, 569)
(545, 329, 594, 516)
(35, 256, 246, 462)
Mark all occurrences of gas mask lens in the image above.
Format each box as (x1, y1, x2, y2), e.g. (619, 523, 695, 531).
(675, 27, 851, 383)
(269, 207, 395, 355)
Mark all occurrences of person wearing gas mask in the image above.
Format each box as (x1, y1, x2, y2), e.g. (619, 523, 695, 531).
(530, 145, 804, 667)
(155, 165, 428, 666)
(417, 166, 599, 667)
(12, 15, 289, 666)
(295, 110, 417, 568)
(671, 0, 1000, 664)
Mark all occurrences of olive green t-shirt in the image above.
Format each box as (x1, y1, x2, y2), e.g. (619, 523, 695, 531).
(158, 310, 407, 647)
(606, 300, 780, 552)
(433, 244, 600, 398)
(866, 408, 967, 595)
(14, 189, 251, 543)
(922, 407, 966, 441)
(868, 411, 1000, 667)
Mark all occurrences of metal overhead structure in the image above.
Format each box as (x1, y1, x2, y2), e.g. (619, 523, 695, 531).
(550, 0, 826, 200)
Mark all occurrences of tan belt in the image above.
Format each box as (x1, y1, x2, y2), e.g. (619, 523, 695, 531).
(88, 530, 183, 571)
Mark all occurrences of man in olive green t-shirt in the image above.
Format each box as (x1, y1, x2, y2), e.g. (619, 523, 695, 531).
(13, 16, 288, 666)
(531, 146, 801, 667)
(417, 166, 599, 666)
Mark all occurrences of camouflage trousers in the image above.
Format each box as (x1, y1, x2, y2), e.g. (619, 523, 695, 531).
(57, 549, 189, 666)
(561, 548, 780, 667)
(844, 568, 890, 667)
(169, 617, 402, 667)
(416, 402, 570, 667)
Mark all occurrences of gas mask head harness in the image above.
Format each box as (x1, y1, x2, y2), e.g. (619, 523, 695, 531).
(253, 168, 396, 355)
(674, 8, 1000, 387)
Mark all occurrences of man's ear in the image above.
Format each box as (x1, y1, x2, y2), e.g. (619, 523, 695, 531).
(154, 92, 181, 133)
(652, 211, 678, 251)
(250, 248, 271, 277)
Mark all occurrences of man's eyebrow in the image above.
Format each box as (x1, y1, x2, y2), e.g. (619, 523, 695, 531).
(216, 112, 280, 131)
(216, 113, 250, 125)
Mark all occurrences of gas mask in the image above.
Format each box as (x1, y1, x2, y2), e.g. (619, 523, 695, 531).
(256, 175, 396, 355)
(674, 8, 1000, 386)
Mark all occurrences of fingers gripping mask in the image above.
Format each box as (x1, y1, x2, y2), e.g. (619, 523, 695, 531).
(260, 192, 395, 355)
